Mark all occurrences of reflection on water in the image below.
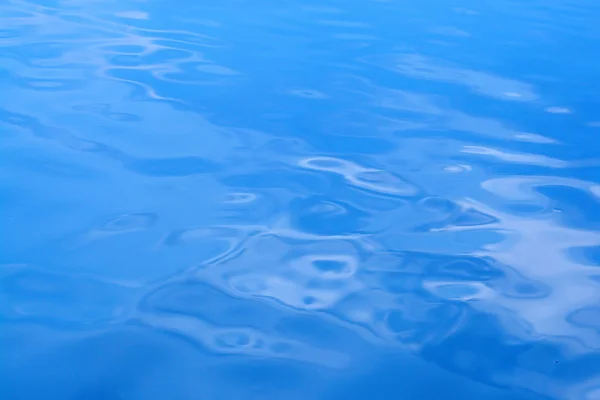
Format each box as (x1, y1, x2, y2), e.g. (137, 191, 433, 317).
(2, 0, 600, 399)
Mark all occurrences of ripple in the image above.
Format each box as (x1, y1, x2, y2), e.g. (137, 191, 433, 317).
(425, 281, 494, 301)
(288, 195, 370, 236)
(138, 312, 350, 368)
(513, 132, 558, 144)
(462, 145, 568, 168)
(123, 156, 219, 177)
(294, 254, 358, 280)
(177, 234, 370, 314)
(481, 176, 600, 205)
(67, 212, 159, 247)
(115, 11, 149, 20)
(100, 212, 158, 232)
(19, 77, 84, 90)
(499, 280, 552, 299)
(546, 106, 572, 114)
(298, 156, 419, 196)
(1, 266, 129, 324)
(443, 164, 472, 173)
(288, 89, 329, 99)
(430, 26, 471, 37)
(223, 192, 258, 204)
(362, 53, 538, 102)
(195, 64, 240, 75)
(214, 330, 253, 348)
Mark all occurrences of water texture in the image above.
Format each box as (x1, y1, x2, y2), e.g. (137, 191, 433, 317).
(1, 0, 600, 399)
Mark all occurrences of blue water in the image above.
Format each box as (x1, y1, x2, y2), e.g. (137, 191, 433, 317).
(2, 0, 600, 399)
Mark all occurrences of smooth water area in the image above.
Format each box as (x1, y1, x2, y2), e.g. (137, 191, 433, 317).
(2, 0, 600, 399)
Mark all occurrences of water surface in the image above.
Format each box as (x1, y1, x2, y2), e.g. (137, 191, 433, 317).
(2, 0, 600, 399)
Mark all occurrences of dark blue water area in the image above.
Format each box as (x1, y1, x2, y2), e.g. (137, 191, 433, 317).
(2, 0, 600, 399)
